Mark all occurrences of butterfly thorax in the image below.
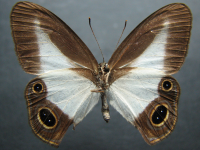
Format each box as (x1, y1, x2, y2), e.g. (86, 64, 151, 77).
(96, 62, 110, 91)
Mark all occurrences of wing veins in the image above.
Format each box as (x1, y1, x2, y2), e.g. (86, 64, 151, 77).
(56, 84, 92, 105)
(110, 86, 137, 119)
(62, 84, 92, 112)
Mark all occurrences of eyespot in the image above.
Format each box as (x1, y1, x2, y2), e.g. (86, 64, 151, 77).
(162, 80, 173, 91)
(38, 107, 57, 129)
(150, 104, 169, 127)
(32, 82, 43, 93)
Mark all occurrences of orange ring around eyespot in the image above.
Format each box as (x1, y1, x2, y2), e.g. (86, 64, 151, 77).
(161, 79, 173, 92)
(37, 107, 58, 129)
(32, 82, 44, 94)
(150, 103, 169, 127)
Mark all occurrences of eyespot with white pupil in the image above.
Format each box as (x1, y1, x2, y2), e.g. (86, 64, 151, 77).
(162, 80, 173, 91)
(151, 105, 169, 126)
(38, 108, 57, 129)
(33, 82, 43, 93)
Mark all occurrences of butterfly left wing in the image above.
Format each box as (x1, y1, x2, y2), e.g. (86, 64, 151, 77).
(25, 68, 100, 147)
(107, 3, 192, 145)
(10, 2, 98, 75)
(10, 2, 100, 147)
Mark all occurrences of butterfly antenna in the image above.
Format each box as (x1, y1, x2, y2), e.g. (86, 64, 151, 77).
(115, 20, 127, 50)
(89, 17, 105, 62)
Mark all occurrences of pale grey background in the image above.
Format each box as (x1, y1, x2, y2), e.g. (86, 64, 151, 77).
(0, 0, 200, 149)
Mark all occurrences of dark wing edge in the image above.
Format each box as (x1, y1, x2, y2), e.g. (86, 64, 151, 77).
(10, 1, 98, 75)
(108, 3, 192, 75)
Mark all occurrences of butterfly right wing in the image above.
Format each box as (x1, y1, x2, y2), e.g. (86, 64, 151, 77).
(108, 3, 192, 75)
(107, 3, 191, 145)
(107, 67, 180, 145)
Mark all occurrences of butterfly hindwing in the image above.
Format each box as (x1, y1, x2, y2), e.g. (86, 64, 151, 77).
(25, 68, 100, 146)
(107, 68, 180, 145)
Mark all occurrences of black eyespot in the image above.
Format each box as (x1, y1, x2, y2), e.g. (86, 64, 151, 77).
(33, 83, 43, 93)
(39, 109, 56, 127)
(152, 105, 167, 125)
(162, 80, 172, 91)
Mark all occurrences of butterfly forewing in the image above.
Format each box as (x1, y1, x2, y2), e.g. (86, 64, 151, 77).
(10, 2, 98, 75)
(108, 3, 192, 74)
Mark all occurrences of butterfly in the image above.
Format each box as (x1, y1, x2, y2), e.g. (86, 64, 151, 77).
(10, 1, 192, 147)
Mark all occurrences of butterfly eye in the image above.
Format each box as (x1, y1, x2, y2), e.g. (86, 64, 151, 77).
(104, 64, 110, 73)
(150, 104, 169, 127)
(38, 108, 57, 129)
(162, 80, 173, 91)
(32, 82, 43, 93)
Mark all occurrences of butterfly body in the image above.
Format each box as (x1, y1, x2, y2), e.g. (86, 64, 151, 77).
(96, 62, 111, 122)
(11, 2, 192, 147)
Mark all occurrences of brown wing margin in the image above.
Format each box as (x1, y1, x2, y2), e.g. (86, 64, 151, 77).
(25, 78, 73, 147)
(133, 76, 180, 145)
(10, 2, 98, 74)
(108, 3, 192, 74)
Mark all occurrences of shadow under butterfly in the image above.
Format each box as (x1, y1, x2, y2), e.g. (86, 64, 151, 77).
(10, 1, 192, 147)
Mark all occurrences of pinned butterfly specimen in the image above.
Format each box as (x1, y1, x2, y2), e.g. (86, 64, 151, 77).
(10, 1, 192, 147)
